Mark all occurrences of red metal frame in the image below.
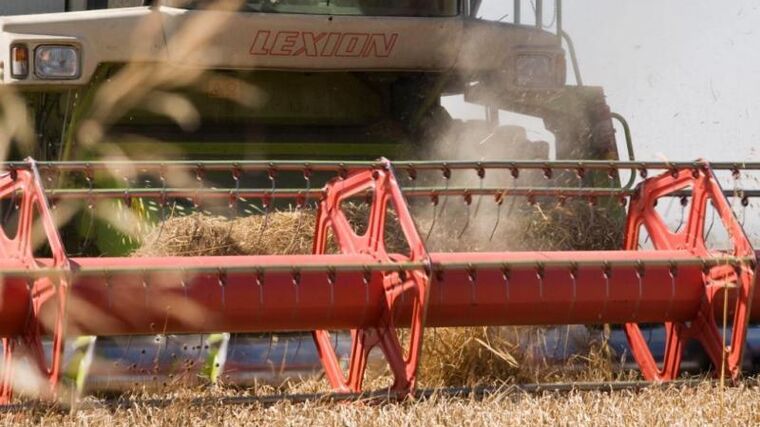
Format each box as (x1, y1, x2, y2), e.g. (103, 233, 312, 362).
(0, 163, 71, 403)
(0, 159, 755, 401)
(623, 165, 756, 380)
(311, 162, 431, 392)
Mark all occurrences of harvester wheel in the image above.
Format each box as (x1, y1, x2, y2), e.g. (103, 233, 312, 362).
(0, 163, 71, 402)
(311, 160, 431, 393)
(623, 166, 755, 380)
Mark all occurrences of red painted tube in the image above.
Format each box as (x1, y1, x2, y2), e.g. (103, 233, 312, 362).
(0, 249, 724, 337)
(426, 251, 704, 327)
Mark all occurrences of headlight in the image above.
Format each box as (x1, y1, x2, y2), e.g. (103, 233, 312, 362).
(34, 45, 80, 79)
(515, 53, 560, 89)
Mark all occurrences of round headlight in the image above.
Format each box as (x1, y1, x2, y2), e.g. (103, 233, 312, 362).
(34, 45, 80, 80)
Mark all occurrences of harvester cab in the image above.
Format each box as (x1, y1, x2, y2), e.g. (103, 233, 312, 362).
(4, 1, 753, 405)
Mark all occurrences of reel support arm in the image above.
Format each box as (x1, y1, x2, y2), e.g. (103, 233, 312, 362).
(311, 160, 432, 393)
(623, 164, 756, 380)
(0, 161, 71, 403)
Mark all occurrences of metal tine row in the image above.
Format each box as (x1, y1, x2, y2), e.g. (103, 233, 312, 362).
(33, 186, 760, 233)
(11, 160, 759, 192)
(5, 160, 759, 253)
(3, 161, 756, 216)
(10, 256, 755, 278)
(5, 158, 760, 246)
(26, 169, 760, 204)
(5, 159, 760, 172)
(1, 159, 757, 191)
(3, 159, 759, 259)
(3, 162, 759, 226)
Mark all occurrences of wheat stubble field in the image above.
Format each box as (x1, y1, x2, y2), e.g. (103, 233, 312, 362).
(2, 380, 760, 426)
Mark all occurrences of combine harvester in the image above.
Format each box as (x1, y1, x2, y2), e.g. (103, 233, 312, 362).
(0, 0, 758, 402)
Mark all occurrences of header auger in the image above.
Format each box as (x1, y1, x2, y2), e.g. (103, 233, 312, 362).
(0, 158, 756, 402)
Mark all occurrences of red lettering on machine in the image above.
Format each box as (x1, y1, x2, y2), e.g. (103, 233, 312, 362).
(250, 30, 398, 57)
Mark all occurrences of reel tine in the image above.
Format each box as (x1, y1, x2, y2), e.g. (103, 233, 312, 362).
(142, 269, 151, 311)
(288, 165, 311, 252)
(489, 192, 505, 241)
(672, 196, 688, 233)
(121, 335, 134, 374)
(505, 169, 519, 219)
(180, 267, 188, 301)
(424, 192, 439, 242)
(195, 163, 205, 184)
(152, 334, 163, 376)
(292, 333, 303, 365)
(642, 228, 651, 246)
(661, 195, 676, 221)
(228, 333, 237, 362)
(226, 164, 242, 238)
(153, 165, 169, 243)
(607, 166, 618, 186)
(438, 164, 451, 216)
(457, 192, 473, 239)
(407, 165, 417, 193)
(265, 333, 274, 363)
(277, 335, 289, 376)
(218, 268, 227, 311)
(256, 166, 277, 249)
(195, 163, 206, 214)
(731, 169, 742, 222)
(81, 199, 95, 253)
(425, 165, 450, 242)
(472, 164, 485, 218)
(536, 262, 545, 302)
(121, 171, 135, 248)
(80, 166, 95, 254)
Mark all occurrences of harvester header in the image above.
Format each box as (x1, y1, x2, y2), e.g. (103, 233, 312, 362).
(0, 158, 756, 401)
